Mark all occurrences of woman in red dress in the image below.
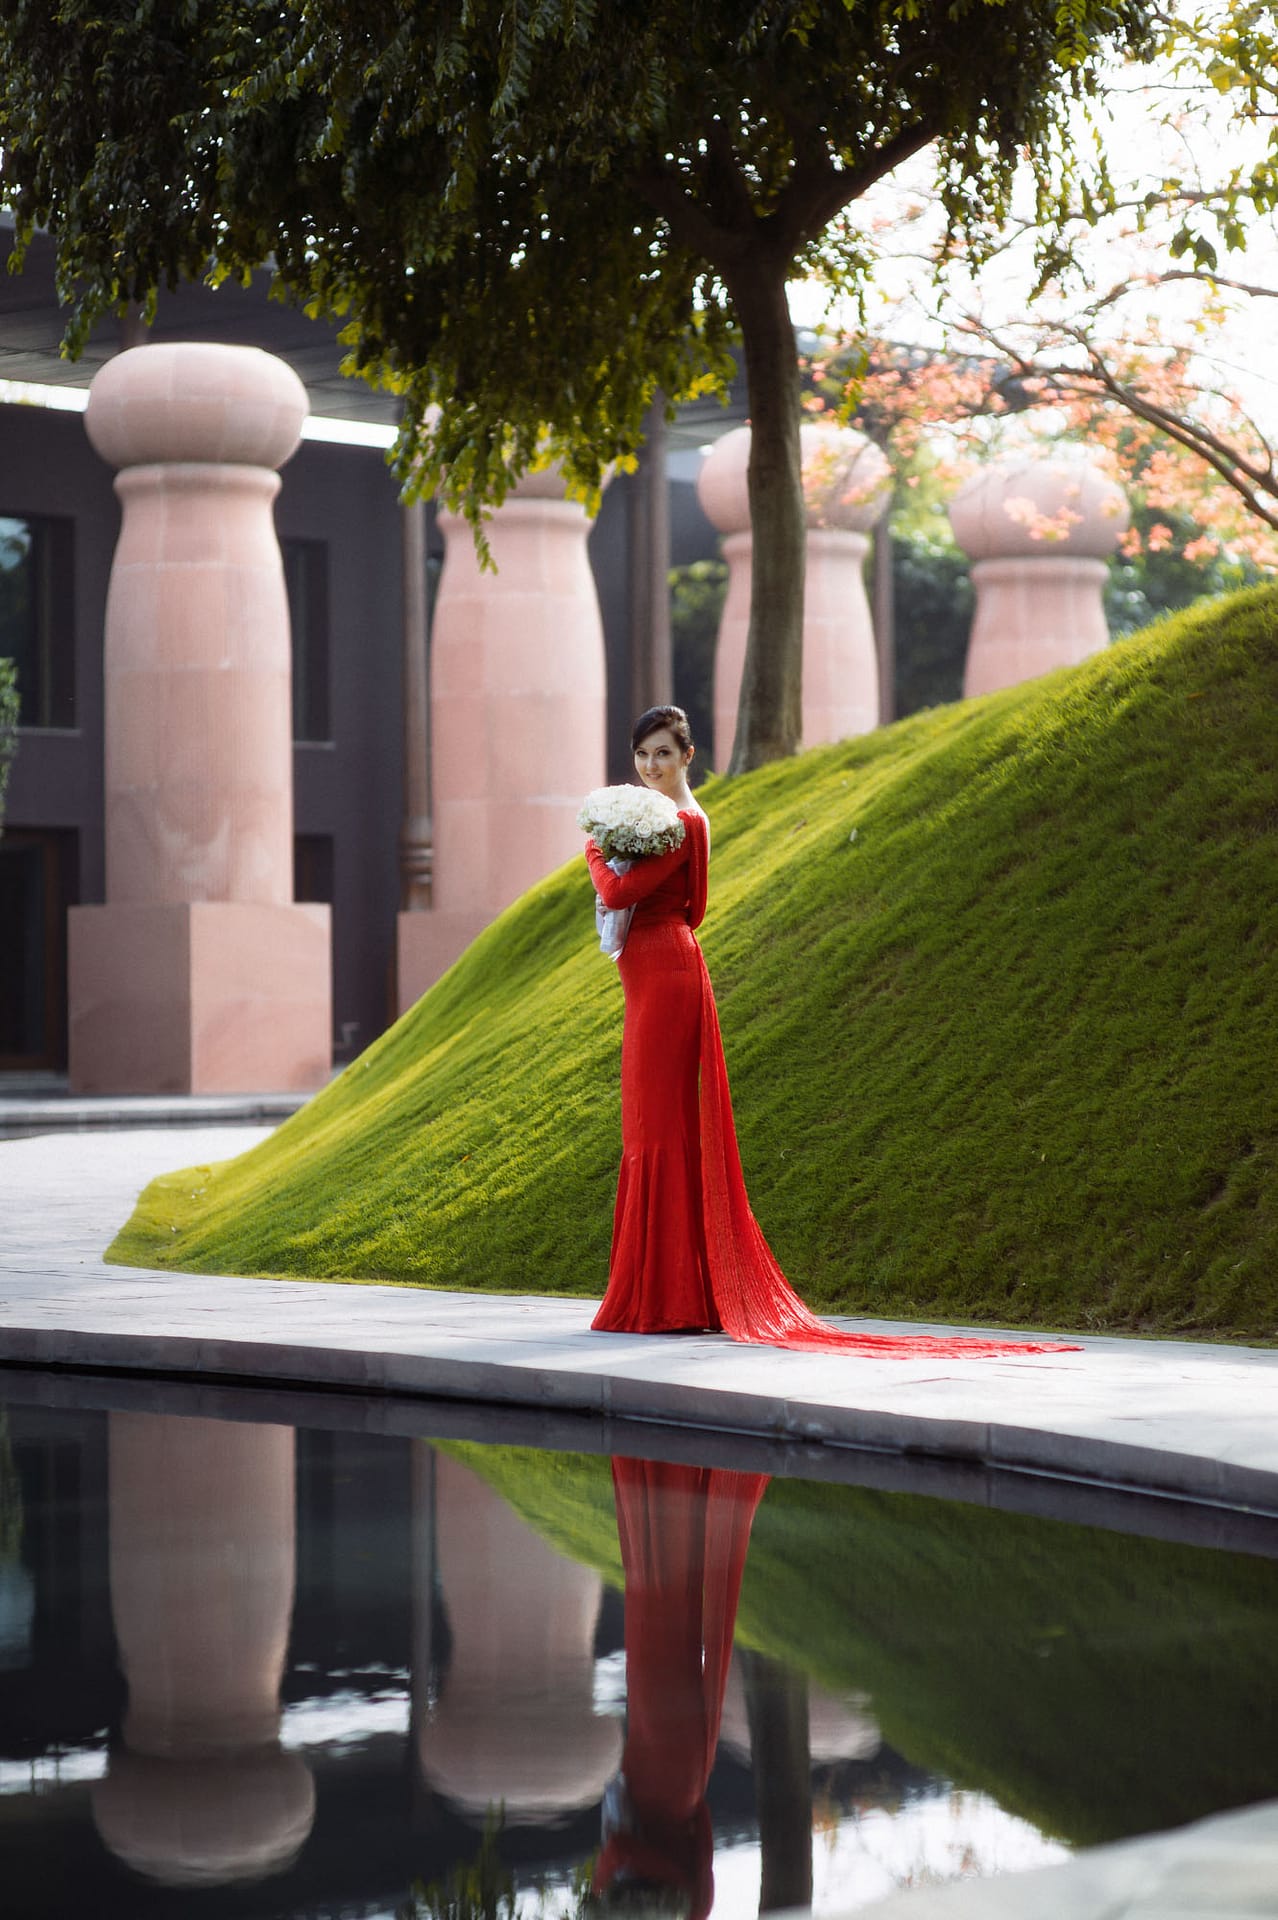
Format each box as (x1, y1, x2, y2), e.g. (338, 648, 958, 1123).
(585, 707, 1075, 1358)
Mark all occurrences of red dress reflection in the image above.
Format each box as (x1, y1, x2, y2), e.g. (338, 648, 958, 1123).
(595, 1457, 769, 1920)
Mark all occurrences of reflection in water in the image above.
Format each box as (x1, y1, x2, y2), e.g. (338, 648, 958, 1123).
(719, 1666, 880, 1768)
(0, 1410, 31, 1672)
(4, 1397, 1278, 1919)
(418, 1451, 622, 1823)
(594, 1459, 768, 1920)
(91, 1414, 316, 1887)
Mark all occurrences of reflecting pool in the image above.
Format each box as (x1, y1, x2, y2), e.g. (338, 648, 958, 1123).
(3, 1380, 1278, 1918)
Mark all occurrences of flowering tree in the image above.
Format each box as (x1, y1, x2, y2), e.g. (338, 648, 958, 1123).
(799, 334, 1273, 715)
(812, 337, 1278, 571)
(809, 2, 1278, 574)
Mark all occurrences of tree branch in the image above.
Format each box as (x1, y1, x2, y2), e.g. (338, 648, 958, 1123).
(954, 310, 1278, 527)
(1118, 267, 1278, 304)
(701, 114, 756, 232)
(1037, 364, 1278, 529)
(778, 114, 943, 256)
(628, 159, 744, 271)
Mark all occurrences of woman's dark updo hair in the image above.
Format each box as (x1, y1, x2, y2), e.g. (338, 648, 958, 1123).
(631, 704, 694, 754)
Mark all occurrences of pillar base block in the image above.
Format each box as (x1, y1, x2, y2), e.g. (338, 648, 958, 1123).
(68, 901, 332, 1094)
(396, 909, 492, 1014)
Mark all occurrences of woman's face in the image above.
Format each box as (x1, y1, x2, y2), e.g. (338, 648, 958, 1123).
(634, 726, 693, 797)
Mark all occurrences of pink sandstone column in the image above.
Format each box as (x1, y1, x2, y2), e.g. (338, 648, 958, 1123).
(948, 455, 1129, 697)
(396, 466, 607, 1009)
(799, 424, 893, 744)
(720, 1658, 881, 1764)
(68, 341, 332, 1093)
(699, 424, 890, 768)
(91, 1414, 314, 1887)
(415, 1452, 621, 1822)
(697, 426, 753, 772)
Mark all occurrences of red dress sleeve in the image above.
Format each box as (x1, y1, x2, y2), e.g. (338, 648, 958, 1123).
(683, 812, 708, 931)
(585, 833, 690, 909)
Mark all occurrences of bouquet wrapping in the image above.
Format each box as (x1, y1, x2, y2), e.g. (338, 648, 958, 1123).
(577, 785, 686, 960)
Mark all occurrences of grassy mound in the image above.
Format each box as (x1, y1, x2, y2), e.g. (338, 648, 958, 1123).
(112, 587, 1278, 1336)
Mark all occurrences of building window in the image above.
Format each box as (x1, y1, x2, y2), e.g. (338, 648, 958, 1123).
(0, 515, 75, 730)
(282, 538, 332, 743)
(293, 833, 335, 906)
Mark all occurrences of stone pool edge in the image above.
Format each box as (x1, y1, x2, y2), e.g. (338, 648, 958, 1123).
(3, 1319, 1277, 1520)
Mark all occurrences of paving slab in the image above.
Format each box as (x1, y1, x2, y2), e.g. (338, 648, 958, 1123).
(842, 1795, 1278, 1917)
(0, 1088, 309, 1137)
(1, 1127, 1277, 1514)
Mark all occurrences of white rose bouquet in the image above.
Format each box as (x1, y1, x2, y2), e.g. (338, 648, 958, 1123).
(577, 785, 686, 959)
(576, 785, 686, 861)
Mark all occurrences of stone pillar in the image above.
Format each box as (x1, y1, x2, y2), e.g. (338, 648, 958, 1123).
(68, 342, 331, 1093)
(92, 1414, 314, 1887)
(415, 1453, 621, 1822)
(698, 423, 891, 769)
(696, 427, 752, 772)
(948, 455, 1129, 697)
(721, 1660, 881, 1765)
(396, 467, 608, 1009)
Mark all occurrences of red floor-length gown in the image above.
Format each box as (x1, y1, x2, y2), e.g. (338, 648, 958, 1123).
(593, 1456, 768, 1920)
(586, 810, 1078, 1356)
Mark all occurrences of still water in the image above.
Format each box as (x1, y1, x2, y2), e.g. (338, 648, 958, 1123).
(3, 1382, 1278, 1919)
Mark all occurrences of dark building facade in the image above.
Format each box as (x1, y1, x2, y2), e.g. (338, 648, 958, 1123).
(0, 379, 721, 1079)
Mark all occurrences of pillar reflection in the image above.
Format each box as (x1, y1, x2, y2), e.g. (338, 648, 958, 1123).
(416, 1452, 622, 1823)
(92, 1413, 314, 1887)
(720, 1661, 881, 1765)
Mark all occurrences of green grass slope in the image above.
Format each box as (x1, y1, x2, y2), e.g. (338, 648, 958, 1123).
(112, 587, 1278, 1335)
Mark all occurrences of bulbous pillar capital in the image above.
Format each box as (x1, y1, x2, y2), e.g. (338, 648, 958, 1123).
(799, 422, 891, 531)
(86, 342, 306, 473)
(948, 454, 1129, 699)
(695, 424, 753, 535)
(948, 454, 1128, 562)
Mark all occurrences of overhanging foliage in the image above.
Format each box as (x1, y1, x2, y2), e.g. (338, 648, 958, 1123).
(0, 1, 1154, 765)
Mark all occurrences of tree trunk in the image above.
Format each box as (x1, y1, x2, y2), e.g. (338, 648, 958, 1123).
(629, 392, 674, 716)
(726, 263, 804, 774)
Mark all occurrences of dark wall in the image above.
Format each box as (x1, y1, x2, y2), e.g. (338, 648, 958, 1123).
(2, 403, 116, 904)
(589, 468, 718, 784)
(277, 441, 405, 1059)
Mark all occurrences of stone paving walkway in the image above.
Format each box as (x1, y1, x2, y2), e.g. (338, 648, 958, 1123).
(853, 1795, 1278, 1917)
(2, 1126, 1278, 1513)
(2, 1122, 1278, 1920)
